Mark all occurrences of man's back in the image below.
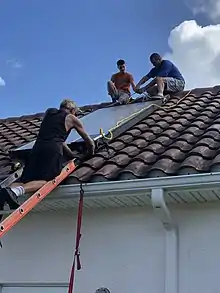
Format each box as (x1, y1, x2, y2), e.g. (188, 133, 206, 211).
(148, 60, 184, 81)
(37, 108, 70, 143)
(163, 60, 184, 81)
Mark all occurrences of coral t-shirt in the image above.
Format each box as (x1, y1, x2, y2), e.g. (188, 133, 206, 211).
(111, 72, 133, 93)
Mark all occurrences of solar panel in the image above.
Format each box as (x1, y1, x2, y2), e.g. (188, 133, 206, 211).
(13, 100, 154, 152)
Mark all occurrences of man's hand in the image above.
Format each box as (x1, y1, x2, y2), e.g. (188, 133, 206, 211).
(63, 143, 75, 159)
(70, 115, 96, 156)
(136, 75, 149, 89)
(135, 88, 143, 94)
(130, 74, 138, 93)
(87, 139, 95, 156)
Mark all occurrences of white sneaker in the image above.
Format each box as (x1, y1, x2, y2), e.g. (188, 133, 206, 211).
(157, 93, 164, 98)
(141, 92, 151, 100)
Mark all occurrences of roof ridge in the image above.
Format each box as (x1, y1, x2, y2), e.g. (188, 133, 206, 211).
(1, 86, 220, 122)
(0, 102, 113, 123)
(0, 112, 45, 123)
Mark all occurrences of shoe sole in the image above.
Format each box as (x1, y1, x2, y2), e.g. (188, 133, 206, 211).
(3, 188, 20, 209)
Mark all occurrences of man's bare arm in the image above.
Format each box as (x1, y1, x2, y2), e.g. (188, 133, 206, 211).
(136, 75, 150, 89)
(69, 115, 95, 155)
(63, 142, 75, 159)
(111, 74, 115, 83)
(130, 74, 137, 92)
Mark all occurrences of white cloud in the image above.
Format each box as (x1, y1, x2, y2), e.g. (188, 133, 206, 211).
(163, 20, 220, 90)
(6, 59, 23, 69)
(0, 77, 5, 86)
(185, 0, 220, 22)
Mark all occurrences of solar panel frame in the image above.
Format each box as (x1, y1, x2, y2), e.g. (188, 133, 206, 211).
(11, 100, 160, 154)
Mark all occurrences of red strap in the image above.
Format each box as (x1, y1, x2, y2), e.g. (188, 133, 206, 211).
(68, 186, 84, 293)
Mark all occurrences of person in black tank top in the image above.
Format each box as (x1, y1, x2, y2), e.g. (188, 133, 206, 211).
(20, 107, 72, 184)
(0, 99, 95, 214)
(37, 107, 71, 144)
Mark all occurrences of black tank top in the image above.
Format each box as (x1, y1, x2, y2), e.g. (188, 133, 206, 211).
(36, 108, 71, 143)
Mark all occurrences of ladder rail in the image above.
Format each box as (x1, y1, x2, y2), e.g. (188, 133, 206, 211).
(0, 210, 14, 215)
(0, 160, 77, 238)
(0, 165, 24, 188)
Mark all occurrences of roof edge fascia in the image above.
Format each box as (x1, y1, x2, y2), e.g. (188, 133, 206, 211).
(52, 171, 220, 199)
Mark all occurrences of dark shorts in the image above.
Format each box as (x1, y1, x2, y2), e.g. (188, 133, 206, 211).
(114, 90, 130, 103)
(20, 141, 64, 183)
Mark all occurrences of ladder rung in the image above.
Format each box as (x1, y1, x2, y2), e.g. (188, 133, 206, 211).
(0, 160, 77, 238)
(0, 210, 15, 215)
(0, 166, 24, 188)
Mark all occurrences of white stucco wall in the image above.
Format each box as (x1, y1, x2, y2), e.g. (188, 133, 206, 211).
(177, 204, 220, 293)
(1, 202, 220, 293)
(0, 206, 165, 293)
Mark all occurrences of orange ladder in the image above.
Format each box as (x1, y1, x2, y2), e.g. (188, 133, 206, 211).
(0, 160, 77, 238)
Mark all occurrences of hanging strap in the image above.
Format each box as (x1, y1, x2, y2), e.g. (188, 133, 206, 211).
(68, 183, 84, 293)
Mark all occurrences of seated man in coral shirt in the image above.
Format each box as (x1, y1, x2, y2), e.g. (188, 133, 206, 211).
(136, 53, 185, 98)
(107, 59, 137, 104)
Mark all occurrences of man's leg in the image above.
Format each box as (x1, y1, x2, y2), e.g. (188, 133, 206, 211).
(0, 195, 5, 221)
(118, 92, 130, 104)
(163, 77, 185, 93)
(143, 77, 164, 96)
(155, 77, 165, 96)
(0, 180, 47, 210)
(107, 81, 119, 102)
(10, 180, 46, 194)
(0, 142, 66, 212)
(136, 77, 165, 97)
(146, 85, 158, 96)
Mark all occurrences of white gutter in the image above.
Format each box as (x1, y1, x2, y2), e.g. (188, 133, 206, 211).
(51, 171, 220, 200)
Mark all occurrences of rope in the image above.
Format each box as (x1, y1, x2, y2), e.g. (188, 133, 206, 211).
(116, 90, 192, 127)
(68, 183, 84, 293)
(99, 90, 192, 141)
(67, 90, 192, 292)
(99, 128, 113, 141)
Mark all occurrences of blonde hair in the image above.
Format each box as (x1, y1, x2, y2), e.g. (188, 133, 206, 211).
(59, 99, 77, 111)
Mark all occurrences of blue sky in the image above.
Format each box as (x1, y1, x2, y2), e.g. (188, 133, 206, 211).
(0, 0, 207, 118)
